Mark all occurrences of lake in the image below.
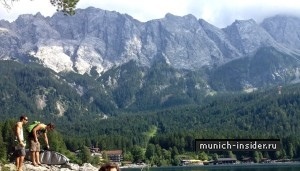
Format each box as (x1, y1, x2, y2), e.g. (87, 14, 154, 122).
(122, 163, 300, 171)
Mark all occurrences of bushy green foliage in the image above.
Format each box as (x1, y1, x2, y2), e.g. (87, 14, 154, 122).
(77, 146, 92, 164)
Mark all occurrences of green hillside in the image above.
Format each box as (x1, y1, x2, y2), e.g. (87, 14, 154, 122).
(2, 59, 300, 165)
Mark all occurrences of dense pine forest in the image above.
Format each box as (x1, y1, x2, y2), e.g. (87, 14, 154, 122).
(1, 60, 300, 166)
(2, 84, 300, 165)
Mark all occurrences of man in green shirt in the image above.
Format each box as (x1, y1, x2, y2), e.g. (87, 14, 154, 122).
(28, 122, 55, 166)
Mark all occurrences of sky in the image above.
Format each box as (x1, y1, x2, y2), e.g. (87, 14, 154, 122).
(1, 0, 300, 28)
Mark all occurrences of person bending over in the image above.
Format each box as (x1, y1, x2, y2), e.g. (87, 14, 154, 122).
(28, 122, 55, 166)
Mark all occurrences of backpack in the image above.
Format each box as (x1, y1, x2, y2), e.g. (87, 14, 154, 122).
(26, 121, 40, 133)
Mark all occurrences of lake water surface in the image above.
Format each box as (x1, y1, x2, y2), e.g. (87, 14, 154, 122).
(122, 163, 300, 171)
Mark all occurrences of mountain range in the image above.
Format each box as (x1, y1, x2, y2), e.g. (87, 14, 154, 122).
(1, 7, 300, 115)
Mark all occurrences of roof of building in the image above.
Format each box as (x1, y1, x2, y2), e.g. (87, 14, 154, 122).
(217, 158, 237, 161)
(104, 150, 123, 155)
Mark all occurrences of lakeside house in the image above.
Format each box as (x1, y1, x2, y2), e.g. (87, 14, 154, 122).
(104, 150, 123, 162)
(241, 157, 253, 163)
(87, 147, 123, 163)
(89, 147, 100, 153)
(180, 159, 205, 166)
(214, 158, 237, 164)
(204, 157, 237, 165)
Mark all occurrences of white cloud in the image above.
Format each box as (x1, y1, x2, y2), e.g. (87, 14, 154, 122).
(1, 0, 300, 27)
(0, 0, 56, 21)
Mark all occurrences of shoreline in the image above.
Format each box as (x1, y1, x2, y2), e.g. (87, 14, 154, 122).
(121, 161, 300, 170)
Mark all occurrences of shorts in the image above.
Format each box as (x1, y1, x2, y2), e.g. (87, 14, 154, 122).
(14, 148, 26, 157)
(30, 139, 40, 152)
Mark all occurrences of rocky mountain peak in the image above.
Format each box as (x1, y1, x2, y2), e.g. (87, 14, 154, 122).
(0, 8, 300, 77)
(223, 18, 277, 54)
(1, 9, 300, 111)
(232, 18, 256, 26)
(161, 13, 200, 31)
(261, 15, 300, 50)
(199, 19, 241, 61)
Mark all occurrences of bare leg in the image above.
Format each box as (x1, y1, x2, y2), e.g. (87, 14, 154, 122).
(16, 156, 20, 170)
(31, 151, 38, 166)
(19, 156, 25, 171)
(36, 151, 41, 164)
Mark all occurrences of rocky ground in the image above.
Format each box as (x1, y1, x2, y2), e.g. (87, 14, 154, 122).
(1, 161, 99, 171)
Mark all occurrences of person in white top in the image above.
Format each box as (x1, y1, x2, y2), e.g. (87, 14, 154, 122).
(14, 115, 28, 171)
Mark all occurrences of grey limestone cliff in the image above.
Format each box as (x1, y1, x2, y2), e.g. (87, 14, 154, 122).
(0, 7, 300, 83)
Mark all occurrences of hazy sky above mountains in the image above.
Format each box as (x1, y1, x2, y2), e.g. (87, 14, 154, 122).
(0, 0, 300, 28)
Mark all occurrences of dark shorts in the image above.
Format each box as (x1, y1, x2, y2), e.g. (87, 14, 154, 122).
(14, 148, 26, 157)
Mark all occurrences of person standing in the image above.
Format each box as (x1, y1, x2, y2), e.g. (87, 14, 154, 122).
(14, 115, 28, 171)
(28, 122, 55, 166)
